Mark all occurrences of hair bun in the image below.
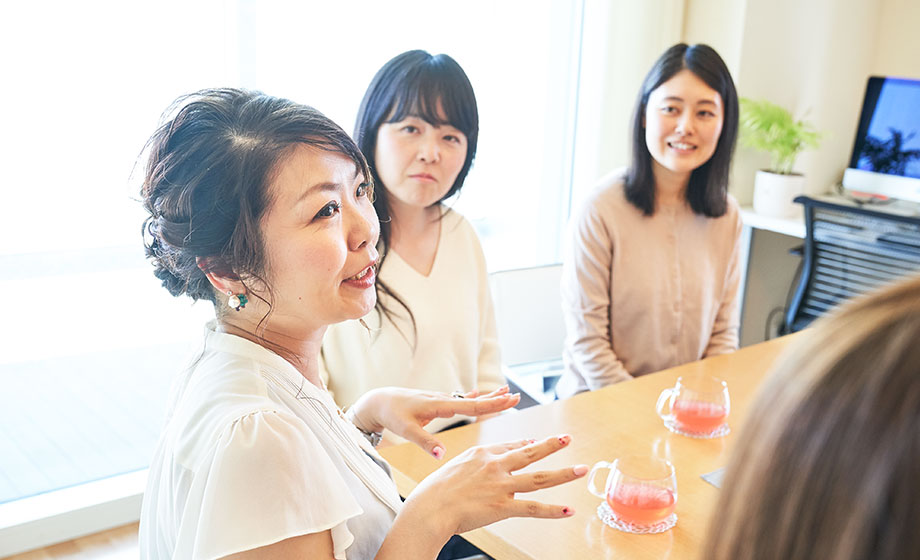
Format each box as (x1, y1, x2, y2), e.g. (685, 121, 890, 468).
(139, 88, 367, 307)
(152, 260, 189, 298)
(144, 219, 213, 301)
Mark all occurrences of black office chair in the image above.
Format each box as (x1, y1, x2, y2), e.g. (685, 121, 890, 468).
(783, 195, 920, 333)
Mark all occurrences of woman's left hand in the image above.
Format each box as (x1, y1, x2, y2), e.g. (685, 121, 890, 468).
(349, 386, 519, 459)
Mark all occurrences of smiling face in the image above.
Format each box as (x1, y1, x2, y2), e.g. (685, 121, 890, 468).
(254, 144, 380, 336)
(373, 105, 468, 213)
(644, 69, 725, 184)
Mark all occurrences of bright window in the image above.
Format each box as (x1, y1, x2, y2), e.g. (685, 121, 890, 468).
(0, 0, 584, 531)
(242, 1, 583, 269)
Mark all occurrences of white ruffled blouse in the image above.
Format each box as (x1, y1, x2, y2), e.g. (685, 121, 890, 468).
(139, 322, 402, 559)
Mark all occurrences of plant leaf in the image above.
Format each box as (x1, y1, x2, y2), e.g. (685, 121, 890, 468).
(739, 97, 823, 174)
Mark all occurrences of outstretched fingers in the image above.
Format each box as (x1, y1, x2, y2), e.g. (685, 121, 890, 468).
(507, 499, 577, 519)
(503, 434, 573, 471)
(504, 460, 587, 521)
(481, 438, 537, 454)
(401, 423, 447, 460)
(433, 392, 520, 418)
(450, 385, 507, 401)
(512, 464, 590, 492)
(474, 385, 510, 399)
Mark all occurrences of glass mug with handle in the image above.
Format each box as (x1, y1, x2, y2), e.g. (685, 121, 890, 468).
(587, 455, 678, 534)
(656, 375, 730, 438)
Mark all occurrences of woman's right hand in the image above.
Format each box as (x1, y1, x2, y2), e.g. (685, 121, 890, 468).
(406, 434, 586, 534)
(376, 435, 586, 558)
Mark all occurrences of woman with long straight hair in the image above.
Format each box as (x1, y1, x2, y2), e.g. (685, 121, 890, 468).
(557, 43, 743, 397)
(321, 50, 504, 438)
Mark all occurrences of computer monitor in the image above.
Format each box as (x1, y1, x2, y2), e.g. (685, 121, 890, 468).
(842, 76, 920, 202)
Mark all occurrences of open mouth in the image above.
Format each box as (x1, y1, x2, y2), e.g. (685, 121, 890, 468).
(348, 265, 374, 281)
(668, 141, 696, 151)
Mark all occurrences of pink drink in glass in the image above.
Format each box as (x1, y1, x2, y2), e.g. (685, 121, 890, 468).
(607, 482, 676, 525)
(589, 455, 678, 533)
(672, 399, 729, 434)
(657, 375, 731, 437)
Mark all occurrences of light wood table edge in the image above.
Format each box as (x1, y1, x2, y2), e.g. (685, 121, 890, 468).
(381, 333, 808, 560)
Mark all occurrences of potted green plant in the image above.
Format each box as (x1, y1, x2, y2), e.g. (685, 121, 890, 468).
(739, 97, 822, 217)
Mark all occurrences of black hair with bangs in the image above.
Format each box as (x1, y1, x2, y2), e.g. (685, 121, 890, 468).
(353, 50, 479, 336)
(355, 49, 479, 205)
(625, 43, 738, 217)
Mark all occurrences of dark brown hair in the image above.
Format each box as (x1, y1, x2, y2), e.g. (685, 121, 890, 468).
(703, 274, 920, 559)
(141, 88, 369, 311)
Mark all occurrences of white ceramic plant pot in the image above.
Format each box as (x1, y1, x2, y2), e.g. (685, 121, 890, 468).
(752, 170, 806, 218)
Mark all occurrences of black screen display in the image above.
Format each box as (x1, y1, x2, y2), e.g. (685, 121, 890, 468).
(850, 76, 920, 180)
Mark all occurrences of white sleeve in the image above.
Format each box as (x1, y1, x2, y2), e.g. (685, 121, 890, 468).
(187, 410, 361, 560)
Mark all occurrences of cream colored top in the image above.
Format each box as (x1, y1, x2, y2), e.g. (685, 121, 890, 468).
(321, 208, 504, 437)
(556, 171, 742, 398)
(139, 323, 402, 560)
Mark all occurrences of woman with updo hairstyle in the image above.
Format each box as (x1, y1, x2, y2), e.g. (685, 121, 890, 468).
(556, 43, 743, 398)
(703, 274, 920, 559)
(320, 50, 504, 439)
(138, 88, 587, 559)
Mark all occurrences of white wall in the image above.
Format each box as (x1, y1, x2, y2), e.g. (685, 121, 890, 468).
(685, 0, 883, 205)
(576, 0, 919, 208)
(679, 0, 920, 344)
(569, 0, 686, 208)
(682, 0, 746, 78)
(872, 0, 920, 78)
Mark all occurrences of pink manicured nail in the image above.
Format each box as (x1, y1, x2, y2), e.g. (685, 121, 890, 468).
(562, 507, 574, 516)
(558, 435, 571, 446)
(432, 445, 445, 459)
(528, 438, 537, 444)
(573, 464, 588, 476)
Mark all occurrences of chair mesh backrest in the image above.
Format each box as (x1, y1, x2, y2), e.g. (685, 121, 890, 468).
(785, 197, 920, 333)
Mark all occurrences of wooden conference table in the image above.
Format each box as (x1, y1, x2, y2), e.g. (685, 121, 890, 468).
(379, 332, 807, 560)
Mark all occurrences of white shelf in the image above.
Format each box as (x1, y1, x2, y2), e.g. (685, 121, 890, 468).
(740, 206, 806, 238)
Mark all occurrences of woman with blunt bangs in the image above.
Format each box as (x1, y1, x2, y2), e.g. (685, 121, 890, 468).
(556, 43, 743, 398)
(138, 88, 586, 560)
(703, 274, 920, 559)
(320, 50, 505, 439)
